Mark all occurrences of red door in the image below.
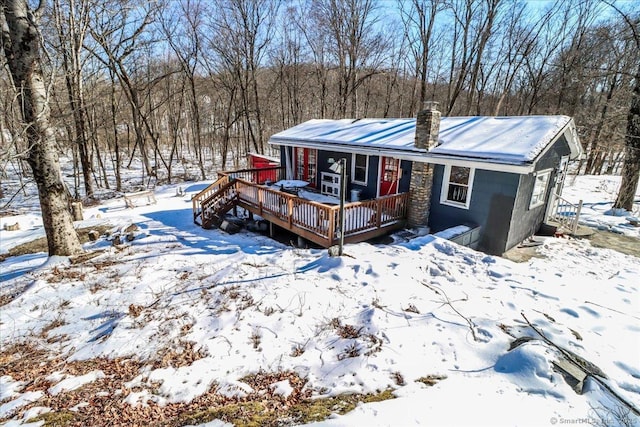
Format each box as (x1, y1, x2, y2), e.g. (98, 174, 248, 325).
(379, 157, 400, 196)
(294, 148, 317, 187)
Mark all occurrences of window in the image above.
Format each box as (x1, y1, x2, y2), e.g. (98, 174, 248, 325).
(382, 157, 398, 182)
(529, 169, 551, 209)
(294, 148, 317, 186)
(441, 165, 474, 209)
(352, 154, 368, 185)
(295, 148, 305, 181)
(307, 149, 317, 186)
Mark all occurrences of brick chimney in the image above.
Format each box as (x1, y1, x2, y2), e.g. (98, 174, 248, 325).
(407, 101, 440, 228)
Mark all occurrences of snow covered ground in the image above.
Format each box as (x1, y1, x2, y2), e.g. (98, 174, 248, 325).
(562, 174, 640, 238)
(0, 174, 639, 426)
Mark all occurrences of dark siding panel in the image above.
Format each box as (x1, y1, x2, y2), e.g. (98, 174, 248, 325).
(364, 156, 379, 199)
(317, 150, 346, 175)
(505, 137, 572, 249)
(316, 150, 382, 200)
(429, 165, 520, 255)
(399, 160, 413, 193)
(317, 150, 346, 194)
(507, 174, 541, 249)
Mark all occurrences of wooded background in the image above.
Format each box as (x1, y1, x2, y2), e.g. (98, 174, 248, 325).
(1, 0, 638, 200)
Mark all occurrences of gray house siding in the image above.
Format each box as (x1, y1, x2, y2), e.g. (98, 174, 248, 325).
(505, 137, 572, 250)
(429, 165, 521, 255)
(278, 135, 573, 255)
(279, 147, 287, 170)
(429, 137, 572, 254)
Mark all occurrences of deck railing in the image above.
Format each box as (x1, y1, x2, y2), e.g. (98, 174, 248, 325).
(234, 178, 408, 246)
(200, 180, 239, 228)
(548, 193, 583, 233)
(193, 167, 409, 247)
(234, 180, 335, 240)
(192, 175, 230, 224)
(218, 166, 285, 185)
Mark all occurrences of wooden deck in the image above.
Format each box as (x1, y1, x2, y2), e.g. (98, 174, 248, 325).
(192, 167, 409, 247)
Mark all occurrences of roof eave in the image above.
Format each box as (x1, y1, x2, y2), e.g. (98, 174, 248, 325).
(422, 154, 534, 173)
(269, 138, 535, 174)
(531, 117, 583, 163)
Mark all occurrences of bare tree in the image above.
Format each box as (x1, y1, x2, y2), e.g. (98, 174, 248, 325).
(312, 0, 387, 118)
(87, 0, 159, 180)
(443, 0, 477, 115)
(1, 0, 82, 256)
(159, 0, 207, 180)
(51, 0, 94, 198)
(206, 0, 279, 155)
(516, 1, 569, 115)
(606, 3, 640, 211)
(442, 0, 504, 115)
(464, 0, 503, 115)
(550, 0, 603, 117)
(490, 2, 554, 115)
(399, 0, 445, 114)
(580, 20, 634, 175)
(269, 4, 309, 128)
(295, 1, 330, 119)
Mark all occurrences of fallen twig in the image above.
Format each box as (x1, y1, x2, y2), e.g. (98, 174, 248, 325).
(584, 301, 640, 321)
(521, 312, 640, 417)
(422, 281, 478, 342)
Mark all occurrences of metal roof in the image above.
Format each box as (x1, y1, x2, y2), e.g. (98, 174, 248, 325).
(268, 115, 582, 172)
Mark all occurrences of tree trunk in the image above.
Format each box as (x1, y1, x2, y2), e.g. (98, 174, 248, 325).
(108, 68, 122, 192)
(1, 0, 83, 256)
(613, 63, 640, 211)
(53, 0, 94, 199)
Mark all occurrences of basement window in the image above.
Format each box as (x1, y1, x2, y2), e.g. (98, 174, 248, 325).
(529, 169, 551, 209)
(441, 165, 474, 209)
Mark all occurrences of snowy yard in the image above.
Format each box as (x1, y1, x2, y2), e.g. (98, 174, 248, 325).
(0, 174, 638, 426)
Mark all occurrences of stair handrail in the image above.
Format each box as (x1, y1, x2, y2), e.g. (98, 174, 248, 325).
(192, 175, 230, 223)
(549, 193, 583, 233)
(200, 179, 238, 217)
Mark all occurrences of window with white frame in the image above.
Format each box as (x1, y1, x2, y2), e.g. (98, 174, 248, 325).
(307, 149, 317, 186)
(529, 169, 551, 209)
(441, 165, 474, 209)
(352, 154, 368, 185)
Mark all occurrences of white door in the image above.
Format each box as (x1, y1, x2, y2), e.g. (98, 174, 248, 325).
(546, 155, 570, 221)
(555, 156, 570, 196)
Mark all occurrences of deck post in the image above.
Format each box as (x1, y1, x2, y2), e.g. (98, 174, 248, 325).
(573, 200, 583, 233)
(328, 208, 336, 246)
(336, 158, 347, 255)
(288, 199, 294, 227)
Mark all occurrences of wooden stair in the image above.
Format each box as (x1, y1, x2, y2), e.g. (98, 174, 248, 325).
(544, 219, 595, 238)
(192, 176, 239, 229)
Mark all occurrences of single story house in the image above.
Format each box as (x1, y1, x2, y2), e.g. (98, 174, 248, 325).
(267, 103, 582, 254)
